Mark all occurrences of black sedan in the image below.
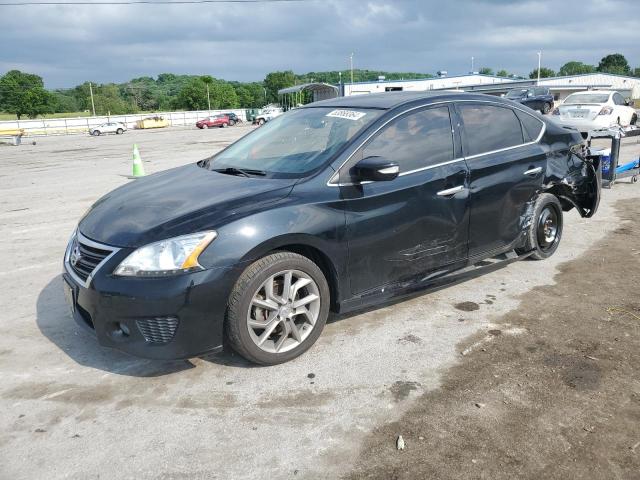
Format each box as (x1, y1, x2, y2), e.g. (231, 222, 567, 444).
(63, 92, 600, 365)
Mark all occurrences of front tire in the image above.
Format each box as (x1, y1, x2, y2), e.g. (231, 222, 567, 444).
(258, 118, 266, 126)
(92, 130, 100, 136)
(225, 252, 330, 365)
(542, 102, 552, 114)
(517, 193, 563, 260)
(631, 114, 637, 126)
(116, 128, 123, 134)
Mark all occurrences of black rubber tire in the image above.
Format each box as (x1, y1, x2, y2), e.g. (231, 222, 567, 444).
(258, 118, 265, 125)
(92, 130, 100, 136)
(542, 102, 551, 114)
(225, 252, 330, 365)
(517, 193, 563, 260)
(222, 122, 228, 128)
(229, 120, 236, 126)
(202, 124, 208, 129)
(631, 114, 638, 126)
(116, 128, 123, 134)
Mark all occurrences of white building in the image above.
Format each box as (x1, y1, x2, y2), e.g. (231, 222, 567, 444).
(343, 74, 515, 96)
(340, 72, 640, 101)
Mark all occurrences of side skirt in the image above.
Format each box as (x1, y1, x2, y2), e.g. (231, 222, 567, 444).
(337, 249, 534, 315)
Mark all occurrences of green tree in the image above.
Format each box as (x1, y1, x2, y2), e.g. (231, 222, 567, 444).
(173, 77, 209, 110)
(558, 61, 596, 76)
(479, 67, 494, 75)
(92, 84, 134, 115)
(52, 91, 79, 112)
(0, 70, 54, 119)
(496, 69, 509, 77)
(263, 70, 296, 103)
(597, 53, 631, 75)
(529, 67, 556, 79)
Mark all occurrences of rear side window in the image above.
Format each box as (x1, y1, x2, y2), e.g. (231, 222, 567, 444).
(362, 106, 454, 173)
(458, 104, 524, 156)
(515, 110, 544, 142)
(533, 87, 548, 96)
(613, 93, 625, 105)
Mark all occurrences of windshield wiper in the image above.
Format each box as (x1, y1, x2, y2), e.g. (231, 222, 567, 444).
(212, 167, 266, 178)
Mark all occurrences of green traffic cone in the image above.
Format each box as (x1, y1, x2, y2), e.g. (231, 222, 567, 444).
(132, 144, 146, 177)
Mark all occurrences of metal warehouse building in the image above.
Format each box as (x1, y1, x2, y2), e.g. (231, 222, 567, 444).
(340, 73, 640, 101)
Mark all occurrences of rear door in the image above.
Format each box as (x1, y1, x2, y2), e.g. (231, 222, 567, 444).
(339, 104, 470, 295)
(456, 102, 546, 258)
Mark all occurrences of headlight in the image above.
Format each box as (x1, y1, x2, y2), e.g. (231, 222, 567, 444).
(114, 231, 217, 277)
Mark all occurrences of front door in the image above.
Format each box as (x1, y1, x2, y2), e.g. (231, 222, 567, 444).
(340, 105, 470, 295)
(456, 102, 546, 258)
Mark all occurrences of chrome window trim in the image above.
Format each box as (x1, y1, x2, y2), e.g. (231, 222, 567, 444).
(64, 230, 120, 289)
(327, 99, 546, 187)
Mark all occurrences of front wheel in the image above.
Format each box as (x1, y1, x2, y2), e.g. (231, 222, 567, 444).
(631, 114, 637, 126)
(517, 193, 563, 260)
(258, 118, 266, 126)
(225, 252, 330, 365)
(229, 119, 236, 126)
(542, 102, 551, 114)
(116, 128, 123, 134)
(92, 130, 100, 136)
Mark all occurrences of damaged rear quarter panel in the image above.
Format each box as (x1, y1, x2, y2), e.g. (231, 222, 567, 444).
(541, 123, 601, 218)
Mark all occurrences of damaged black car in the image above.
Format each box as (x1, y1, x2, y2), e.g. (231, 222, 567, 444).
(63, 91, 601, 365)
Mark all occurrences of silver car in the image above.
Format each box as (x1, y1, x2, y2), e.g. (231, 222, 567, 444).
(89, 122, 127, 136)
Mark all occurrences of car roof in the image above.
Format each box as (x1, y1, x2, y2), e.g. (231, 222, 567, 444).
(303, 91, 518, 110)
(567, 90, 613, 95)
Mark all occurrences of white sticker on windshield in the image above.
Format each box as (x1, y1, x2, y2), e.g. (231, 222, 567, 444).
(326, 109, 367, 121)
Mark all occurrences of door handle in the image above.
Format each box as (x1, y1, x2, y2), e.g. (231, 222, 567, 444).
(524, 167, 542, 176)
(437, 185, 465, 197)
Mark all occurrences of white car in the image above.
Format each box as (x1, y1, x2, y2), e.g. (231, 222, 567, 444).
(254, 107, 283, 125)
(89, 122, 127, 136)
(552, 90, 637, 133)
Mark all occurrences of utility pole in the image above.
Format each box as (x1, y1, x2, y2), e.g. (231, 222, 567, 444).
(206, 83, 211, 111)
(537, 51, 542, 85)
(349, 52, 354, 84)
(471, 56, 474, 73)
(88, 82, 96, 116)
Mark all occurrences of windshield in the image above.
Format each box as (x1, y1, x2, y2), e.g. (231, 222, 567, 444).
(564, 93, 610, 104)
(205, 107, 382, 178)
(506, 89, 527, 98)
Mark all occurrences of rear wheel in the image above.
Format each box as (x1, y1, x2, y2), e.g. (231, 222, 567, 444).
(258, 118, 266, 126)
(221, 122, 228, 128)
(202, 124, 209, 129)
(229, 119, 236, 126)
(92, 130, 100, 136)
(517, 193, 563, 260)
(542, 102, 552, 114)
(225, 252, 330, 365)
(631, 114, 637, 126)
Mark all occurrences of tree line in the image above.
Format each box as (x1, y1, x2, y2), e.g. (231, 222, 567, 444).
(1, 53, 638, 120)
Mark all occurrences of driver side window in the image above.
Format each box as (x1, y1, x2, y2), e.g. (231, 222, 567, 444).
(361, 106, 454, 174)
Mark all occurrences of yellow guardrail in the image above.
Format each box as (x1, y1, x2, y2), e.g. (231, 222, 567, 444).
(0, 128, 24, 136)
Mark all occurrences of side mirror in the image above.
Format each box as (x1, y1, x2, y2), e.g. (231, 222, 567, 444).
(624, 99, 633, 106)
(352, 156, 399, 182)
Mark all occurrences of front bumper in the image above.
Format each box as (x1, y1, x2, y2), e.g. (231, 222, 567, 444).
(62, 235, 237, 360)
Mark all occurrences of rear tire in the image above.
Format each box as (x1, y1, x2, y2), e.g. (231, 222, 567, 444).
(92, 130, 100, 136)
(516, 193, 563, 260)
(258, 118, 266, 126)
(225, 252, 330, 365)
(222, 122, 228, 128)
(202, 124, 208, 129)
(631, 114, 637, 126)
(229, 119, 236, 126)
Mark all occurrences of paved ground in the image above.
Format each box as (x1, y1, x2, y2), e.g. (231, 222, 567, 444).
(0, 126, 639, 479)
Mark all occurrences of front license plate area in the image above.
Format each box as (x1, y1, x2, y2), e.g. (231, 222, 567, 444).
(63, 277, 76, 314)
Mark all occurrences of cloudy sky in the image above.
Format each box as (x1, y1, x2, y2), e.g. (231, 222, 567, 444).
(1, 0, 638, 88)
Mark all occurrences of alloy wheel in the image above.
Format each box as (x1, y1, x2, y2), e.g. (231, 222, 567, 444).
(247, 269, 320, 354)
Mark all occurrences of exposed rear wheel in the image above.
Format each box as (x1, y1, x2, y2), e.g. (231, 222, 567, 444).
(517, 193, 563, 260)
(225, 252, 330, 365)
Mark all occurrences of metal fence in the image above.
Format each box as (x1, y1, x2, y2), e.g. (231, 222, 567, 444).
(0, 108, 250, 136)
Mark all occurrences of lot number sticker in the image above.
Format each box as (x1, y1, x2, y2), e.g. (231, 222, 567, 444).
(326, 109, 367, 121)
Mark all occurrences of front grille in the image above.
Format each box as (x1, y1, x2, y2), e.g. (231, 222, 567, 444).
(136, 317, 179, 344)
(69, 236, 112, 282)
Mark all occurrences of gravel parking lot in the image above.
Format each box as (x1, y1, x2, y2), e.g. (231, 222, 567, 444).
(1, 126, 639, 479)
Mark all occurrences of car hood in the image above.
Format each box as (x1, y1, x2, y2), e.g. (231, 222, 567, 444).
(79, 163, 295, 247)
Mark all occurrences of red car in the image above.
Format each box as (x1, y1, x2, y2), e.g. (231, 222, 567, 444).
(196, 114, 230, 129)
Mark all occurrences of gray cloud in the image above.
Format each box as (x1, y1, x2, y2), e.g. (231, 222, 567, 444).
(0, 0, 638, 88)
